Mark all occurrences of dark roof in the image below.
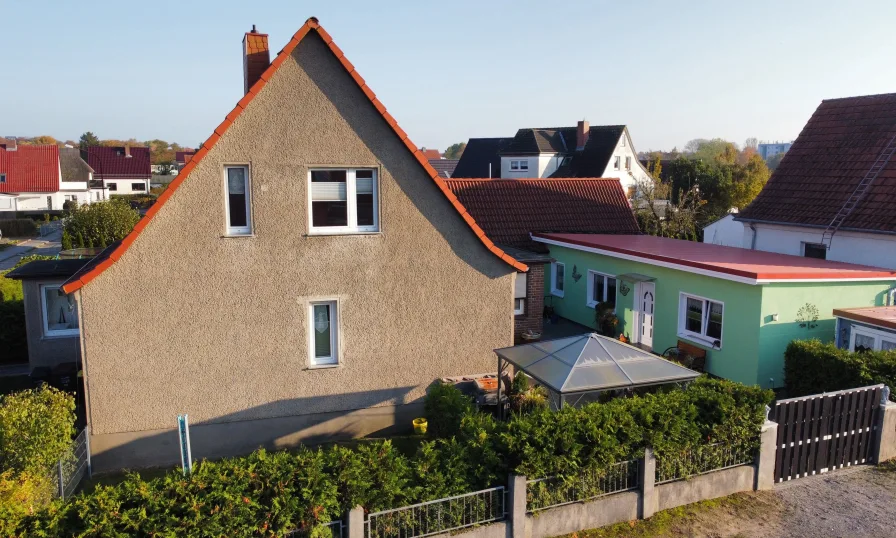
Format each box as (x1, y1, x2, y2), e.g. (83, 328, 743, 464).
(59, 148, 93, 183)
(61, 241, 120, 290)
(429, 159, 458, 178)
(451, 137, 512, 178)
(503, 128, 576, 155)
(86, 146, 151, 179)
(550, 126, 626, 177)
(444, 178, 639, 252)
(5, 259, 90, 280)
(175, 150, 195, 165)
(737, 93, 896, 233)
(0, 145, 59, 193)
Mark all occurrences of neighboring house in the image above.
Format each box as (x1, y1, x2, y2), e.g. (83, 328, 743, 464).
(420, 148, 441, 160)
(444, 178, 640, 342)
(757, 142, 792, 161)
(452, 137, 511, 178)
(452, 123, 650, 196)
(86, 146, 152, 194)
(59, 18, 529, 471)
(175, 150, 196, 170)
(0, 139, 93, 212)
(531, 233, 896, 388)
(60, 147, 107, 202)
(702, 211, 743, 247)
(429, 159, 458, 178)
(834, 306, 896, 353)
(5, 259, 90, 370)
(736, 93, 896, 269)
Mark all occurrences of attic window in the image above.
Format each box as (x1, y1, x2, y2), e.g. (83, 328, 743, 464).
(0, 174, 5, 183)
(309, 169, 378, 234)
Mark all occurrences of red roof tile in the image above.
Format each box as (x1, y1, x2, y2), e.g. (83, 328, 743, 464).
(738, 93, 896, 233)
(421, 149, 441, 159)
(86, 146, 151, 179)
(0, 145, 60, 193)
(445, 178, 639, 252)
(175, 150, 195, 165)
(61, 18, 525, 294)
(533, 233, 896, 282)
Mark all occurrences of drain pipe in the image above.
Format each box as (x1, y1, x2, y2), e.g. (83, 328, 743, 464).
(749, 223, 758, 250)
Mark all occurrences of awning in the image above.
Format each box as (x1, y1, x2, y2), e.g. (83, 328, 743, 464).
(495, 333, 699, 394)
(617, 273, 656, 283)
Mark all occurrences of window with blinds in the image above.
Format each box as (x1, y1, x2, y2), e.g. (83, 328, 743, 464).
(225, 165, 251, 235)
(310, 168, 378, 233)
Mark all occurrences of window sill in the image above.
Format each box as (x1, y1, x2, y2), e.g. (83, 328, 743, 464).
(551, 291, 565, 298)
(305, 363, 340, 370)
(41, 333, 79, 340)
(676, 332, 721, 350)
(221, 233, 256, 238)
(305, 231, 382, 237)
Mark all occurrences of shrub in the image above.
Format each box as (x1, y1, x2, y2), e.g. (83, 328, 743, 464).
(0, 470, 55, 537)
(0, 387, 77, 475)
(60, 229, 73, 251)
(63, 199, 140, 249)
(0, 219, 37, 238)
(423, 382, 474, 438)
(785, 339, 896, 397)
(110, 193, 157, 209)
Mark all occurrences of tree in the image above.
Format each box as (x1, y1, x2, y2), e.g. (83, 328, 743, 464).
(63, 200, 140, 248)
(633, 177, 704, 240)
(691, 138, 738, 164)
(743, 137, 758, 150)
(79, 132, 100, 151)
(728, 154, 770, 209)
(443, 142, 466, 159)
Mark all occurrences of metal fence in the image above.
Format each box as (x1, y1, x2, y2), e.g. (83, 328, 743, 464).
(47, 427, 91, 500)
(366, 486, 506, 538)
(655, 442, 755, 484)
(39, 220, 64, 237)
(526, 459, 639, 513)
(286, 520, 343, 538)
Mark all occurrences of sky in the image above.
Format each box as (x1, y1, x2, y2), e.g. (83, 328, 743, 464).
(2, 0, 896, 153)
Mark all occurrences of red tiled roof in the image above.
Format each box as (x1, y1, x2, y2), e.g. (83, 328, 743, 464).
(533, 233, 896, 282)
(175, 150, 195, 165)
(0, 145, 60, 193)
(61, 18, 525, 294)
(421, 149, 441, 159)
(445, 178, 639, 252)
(738, 93, 896, 233)
(86, 146, 151, 179)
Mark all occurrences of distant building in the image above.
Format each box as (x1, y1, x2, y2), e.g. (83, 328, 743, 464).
(0, 139, 97, 212)
(757, 142, 792, 161)
(86, 146, 152, 194)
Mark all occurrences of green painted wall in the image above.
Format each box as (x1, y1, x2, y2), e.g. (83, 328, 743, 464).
(757, 281, 895, 388)
(544, 245, 763, 386)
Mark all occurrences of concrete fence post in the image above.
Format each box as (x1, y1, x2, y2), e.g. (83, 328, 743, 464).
(346, 505, 364, 538)
(755, 419, 779, 490)
(640, 448, 656, 519)
(874, 400, 896, 464)
(508, 474, 528, 538)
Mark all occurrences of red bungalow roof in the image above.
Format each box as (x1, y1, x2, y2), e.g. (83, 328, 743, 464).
(0, 145, 60, 193)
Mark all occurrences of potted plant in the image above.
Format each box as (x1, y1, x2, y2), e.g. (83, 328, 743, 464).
(595, 302, 619, 337)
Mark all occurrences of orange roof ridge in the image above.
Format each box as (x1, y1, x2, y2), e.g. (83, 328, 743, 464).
(62, 18, 524, 294)
(445, 177, 619, 182)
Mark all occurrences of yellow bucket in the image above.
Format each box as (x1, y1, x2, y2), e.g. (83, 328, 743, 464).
(413, 418, 428, 435)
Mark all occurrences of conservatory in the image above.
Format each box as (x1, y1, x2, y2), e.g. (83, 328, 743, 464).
(494, 333, 700, 411)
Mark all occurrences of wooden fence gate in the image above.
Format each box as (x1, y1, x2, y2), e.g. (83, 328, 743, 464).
(771, 384, 884, 483)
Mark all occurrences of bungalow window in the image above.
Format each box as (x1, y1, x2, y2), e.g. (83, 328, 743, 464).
(309, 301, 338, 366)
(613, 156, 621, 170)
(131, 183, 145, 192)
(803, 242, 826, 260)
(514, 298, 525, 315)
(107, 183, 117, 191)
(551, 262, 565, 297)
(225, 165, 252, 235)
(679, 293, 723, 346)
(850, 326, 896, 353)
(309, 169, 378, 233)
(586, 271, 617, 309)
(40, 285, 79, 337)
(510, 160, 529, 171)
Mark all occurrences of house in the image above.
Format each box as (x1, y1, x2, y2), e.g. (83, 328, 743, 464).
(702, 211, 743, 247)
(452, 123, 651, 196)
(452, 137, 511, 178)
(833, 306, 896, 352)
(5, 259, 90, 370)
(59, 18, 529, 471)
(60, 148, 107, 202)
(86, 146, 152, 194)
(757, 142, 792, 161)
(736, 93, 896, 269)
(175, 150, 196, 170)
(429, 159, 458, 178)
(444, 178, 640, 342)
(0, 140, 93, 212)
(420, 148, 441, 160)
(531, 233, 896, 388)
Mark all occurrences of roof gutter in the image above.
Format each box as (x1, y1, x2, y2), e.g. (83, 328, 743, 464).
(735, 217, 896, 237)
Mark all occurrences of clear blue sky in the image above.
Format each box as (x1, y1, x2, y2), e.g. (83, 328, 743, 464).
(2, 0, 895, 152)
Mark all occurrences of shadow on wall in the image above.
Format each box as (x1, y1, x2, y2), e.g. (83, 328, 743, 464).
(297, 35, 507, 281)
(92, 385, 419, 473)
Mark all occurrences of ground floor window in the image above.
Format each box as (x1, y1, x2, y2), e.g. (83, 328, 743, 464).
(40, 285, 79, 337)
(131, 182, 146, 191)
(803, 242, 826, 260)
(586, 270, 617, 309)
(108, 183, 117, 191)
(850, 325, 896, 352)
(514, 298, 525, 316)
(551, 262, 565, 297)
(309, 300, 338, 366)
(678, 293, 723, 347)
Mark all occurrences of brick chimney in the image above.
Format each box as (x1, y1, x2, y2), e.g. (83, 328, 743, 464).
(243, 25, 270, 95)
(124, 145, 132, 158)
(576, 120, 589, 151)
(0, 137, 17, 151)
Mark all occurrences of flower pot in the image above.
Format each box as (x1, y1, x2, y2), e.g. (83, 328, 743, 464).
(412, 418, 428, 435)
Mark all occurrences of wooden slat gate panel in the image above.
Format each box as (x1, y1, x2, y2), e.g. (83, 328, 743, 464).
(771, 385, 883, 483)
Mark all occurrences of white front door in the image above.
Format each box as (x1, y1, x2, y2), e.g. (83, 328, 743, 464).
(637, 282, 655, 350)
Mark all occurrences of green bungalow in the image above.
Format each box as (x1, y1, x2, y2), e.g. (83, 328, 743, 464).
(533, 233, 896, 388)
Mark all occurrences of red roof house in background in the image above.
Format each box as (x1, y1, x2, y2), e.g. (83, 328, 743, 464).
(175, 150, 196, 169)
(0, 139, 96, 212)
(86, 146, 152, 195)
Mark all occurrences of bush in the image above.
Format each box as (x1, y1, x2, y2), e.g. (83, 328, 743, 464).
(0, 470, 55, 537)
(0, 219, 37, 238)
(784, 339, 896, 397)
(0, 387, 77, 475)
(110, 193, 157, 209)
(60, 229, 73, 251)
(63, 199, 140, 249)
(423, 382, 474, 438)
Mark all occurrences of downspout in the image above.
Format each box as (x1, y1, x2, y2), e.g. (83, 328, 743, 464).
(749, 223, 758, 250)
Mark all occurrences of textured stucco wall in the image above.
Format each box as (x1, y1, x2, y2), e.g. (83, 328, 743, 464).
(78, 32, 514, 436)
(22, 279, 80, 369)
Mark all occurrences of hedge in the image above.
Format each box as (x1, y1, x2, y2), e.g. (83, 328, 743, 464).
(63, 200, 140, 249)
(0, 219, 37, 238)
(3, 378, 773, 536)
(784, 339, 896, 397)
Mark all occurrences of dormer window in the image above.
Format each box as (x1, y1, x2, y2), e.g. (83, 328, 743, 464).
(510, 160, 529, 172)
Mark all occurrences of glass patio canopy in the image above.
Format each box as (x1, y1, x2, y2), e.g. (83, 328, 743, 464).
(495, 333, 700, 410)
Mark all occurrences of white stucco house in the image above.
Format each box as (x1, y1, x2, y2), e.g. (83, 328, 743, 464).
(0, 140, 96, 212)
(86, 146, 152, 195)
(702, 211, 744, 247)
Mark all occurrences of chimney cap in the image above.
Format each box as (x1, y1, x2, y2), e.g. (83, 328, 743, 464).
(307, 16, 319, 24)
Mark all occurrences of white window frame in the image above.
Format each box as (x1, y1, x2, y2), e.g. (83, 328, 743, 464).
(308, 168, 379, 235)
(224, 165, 252, 236)
(849, 325, 896, 352)
(107, 182, 117, 191)
(39, 284, 79, 337)
(586, 270, 617, 309)
(677, 292, 724, 348)
(308, 300, 339, 367)
(509, 160, 529, 172)
(514, 298, 525, 316)
(613, 156, 621, 170)
(551, 262, 565, 297)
